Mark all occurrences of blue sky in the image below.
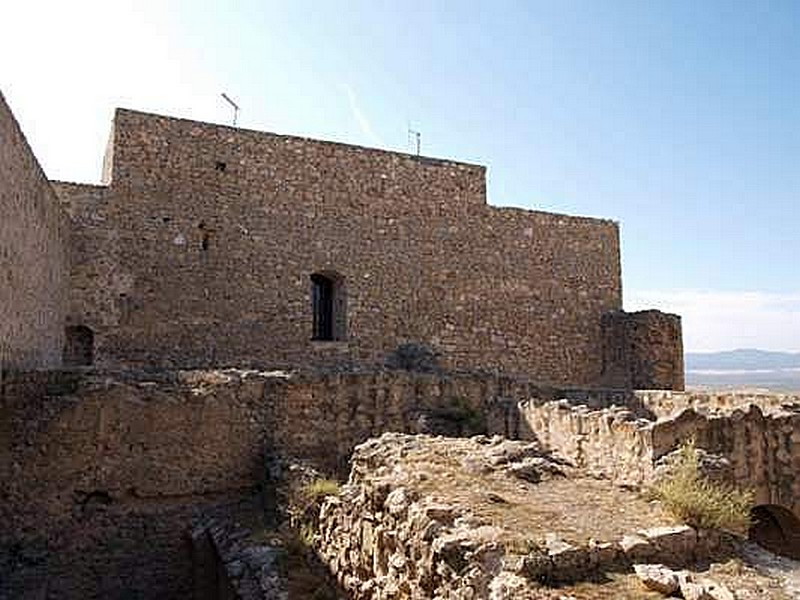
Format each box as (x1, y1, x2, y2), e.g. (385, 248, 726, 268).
(2, 1, 799, 351)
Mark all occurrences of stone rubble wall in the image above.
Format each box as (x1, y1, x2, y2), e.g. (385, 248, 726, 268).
(0, 91, 68, 373)
(601, 310, 684, 391)
(0, 369, 273, 599)
(635, 389, 800, 419)
(4, 367, 799, 598)
(51, 107, 630, 387)
(515, 393, 800, 516)
(190, 519, 287, 600)
(0, 367, 541, 599)
(649, 405, 800, 514)
(516, 400, 656, 487)
(269, 369, 551, 474)
(314, 434, 727, 599)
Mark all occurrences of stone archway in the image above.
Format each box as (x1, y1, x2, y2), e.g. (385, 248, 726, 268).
(749, 504, 800, 560)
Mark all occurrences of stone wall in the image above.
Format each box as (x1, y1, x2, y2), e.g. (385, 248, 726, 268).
(515, 393, 800, 516)
(3, 368, 799, 598)
(314, 433, 728, 599)
(270, 368, 543, 473)
(601, 310, 684, 390)
(53, 108, 627, 387)
(650, 405, 800, 514)
(0, 92, 68, 372)
(50, 182, 115, 340)
(0, 367, 538, 598)
(635, 389, 800, 419)
(190, 519, 286, 600)
(0, 369, 271, 599)
(516, 400, 655, 487)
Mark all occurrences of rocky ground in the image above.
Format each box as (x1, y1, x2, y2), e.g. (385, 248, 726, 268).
(208, 431, 799, 598)
(304, 433, 799, 599)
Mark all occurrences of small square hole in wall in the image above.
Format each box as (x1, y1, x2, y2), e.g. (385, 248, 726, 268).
(215, 161, 227, 172)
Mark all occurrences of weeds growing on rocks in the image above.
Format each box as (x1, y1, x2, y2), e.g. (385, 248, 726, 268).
(651, 440, 753, 533)
(303, 478, 340, 502)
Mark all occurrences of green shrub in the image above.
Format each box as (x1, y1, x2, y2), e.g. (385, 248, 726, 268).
(651, 440, 753, 533)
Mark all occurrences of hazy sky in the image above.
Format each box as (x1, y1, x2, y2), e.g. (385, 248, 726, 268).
(2, 1, 798, 352)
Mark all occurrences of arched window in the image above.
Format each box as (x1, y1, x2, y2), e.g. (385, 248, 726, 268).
(64, 325, 94, 366)
(310, 272, 346, 341)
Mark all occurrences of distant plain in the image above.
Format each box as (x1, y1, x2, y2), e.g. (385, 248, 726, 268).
(686, 349, 800, 393)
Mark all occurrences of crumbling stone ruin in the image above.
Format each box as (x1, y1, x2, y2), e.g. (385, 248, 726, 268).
(2, 88, 799, 599)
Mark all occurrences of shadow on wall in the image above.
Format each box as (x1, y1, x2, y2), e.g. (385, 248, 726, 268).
(63, 326, 93, 367)
(749, 505, 800, 560)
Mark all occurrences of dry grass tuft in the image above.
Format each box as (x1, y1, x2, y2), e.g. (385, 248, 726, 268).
(303, 478, 340, 502)
(651, 440, 753, 533)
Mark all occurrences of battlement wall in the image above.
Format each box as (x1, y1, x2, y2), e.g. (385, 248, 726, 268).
(0, 92, 68, 372)
(53, 109, 624, 386)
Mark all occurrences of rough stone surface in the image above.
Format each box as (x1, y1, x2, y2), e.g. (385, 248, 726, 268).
(602, 309, 684, 390)
(634, 564, 736, 600)
(633, 563, 681, 595)
(191, 519, 288, 600)
(49, 107, 684, 389)
(0, 91, 68, 372)
(0, 367, 568, 598)
(516, 395, 800, 516)
(4, 368, 800, 598)
(678, 572, 736, 600)
(312, 433, 725, 598)
(313, 433, 560, 598)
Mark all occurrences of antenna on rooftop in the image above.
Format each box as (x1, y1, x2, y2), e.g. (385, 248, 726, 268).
(221, 92, 240, 127)
(407, 125, 421, 156)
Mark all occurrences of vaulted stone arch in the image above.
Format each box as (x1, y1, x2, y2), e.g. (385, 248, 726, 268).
(749, 504, 800, 560)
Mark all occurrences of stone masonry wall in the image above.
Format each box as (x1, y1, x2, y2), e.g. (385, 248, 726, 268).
(515, 394, 800, 516)
(50, 182, 115, 336)
(601, 310, 684, 390)
(516, 399, 656, 487)
(0, 92, 68, 372)
(3, 368, 798, 598)
(0, 369, 271, 599)
(650, 405, 800, 514)
(53, 108, 624, 386)
(0, 367, 538, 599)
(635, 389, 800, 419)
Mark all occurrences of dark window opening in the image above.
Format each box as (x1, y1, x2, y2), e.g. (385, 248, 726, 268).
(311, 272, 346, 341)
(215, 161, 227, 172)
(64, 325, 94, 366)
(198, 222, 211, 252)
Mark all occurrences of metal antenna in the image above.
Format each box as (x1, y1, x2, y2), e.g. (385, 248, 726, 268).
(221, 92, 240, 126)
(407, 126, 421, 156)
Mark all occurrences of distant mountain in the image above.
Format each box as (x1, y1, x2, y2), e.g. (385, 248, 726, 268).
(686, 349, 800, 371)
(685, 349, 800, 392)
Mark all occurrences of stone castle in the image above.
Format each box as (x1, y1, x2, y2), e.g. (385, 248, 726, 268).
(1, 91, 682, 389)
(2, 89, 798, 599)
